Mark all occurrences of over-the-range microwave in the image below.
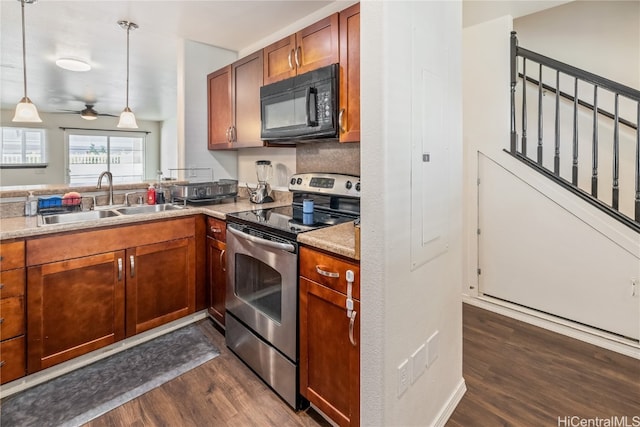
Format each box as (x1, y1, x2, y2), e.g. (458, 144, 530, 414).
(260, 63, 338, 143)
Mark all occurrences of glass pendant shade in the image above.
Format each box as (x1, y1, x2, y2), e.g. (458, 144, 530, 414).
(116, 20, 138, 129)
(12, 97, 41, 123)
(13, 0, 41, 124)
(117, 107, 138, 128)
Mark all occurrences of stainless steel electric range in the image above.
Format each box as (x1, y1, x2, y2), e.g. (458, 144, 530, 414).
(224, 172, 361, 409)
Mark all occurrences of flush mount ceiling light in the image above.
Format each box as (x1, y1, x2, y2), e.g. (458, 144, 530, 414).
(12, 0, 42, 123)
(55, 58, 91, 72)
(116, 20, 138, 129)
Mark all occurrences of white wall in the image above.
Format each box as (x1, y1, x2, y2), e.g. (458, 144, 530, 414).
(0, 109, 161, 186)
(462, 4, 640, 344)
(361, 2, 464, 425)
(180, 39, 237, 181)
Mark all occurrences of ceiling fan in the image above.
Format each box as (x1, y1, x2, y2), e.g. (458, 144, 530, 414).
(60, 104, 117, 121)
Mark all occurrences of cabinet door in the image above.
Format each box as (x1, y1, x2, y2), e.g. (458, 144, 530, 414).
(338, 3, 360, 143)
(300, 277, 360, 427)
(232, 50, 264, 147)
(207, 237, 226, 326)
(263, 35, 297, 85)
(296, 13, 339, 76)
(1, 336, 25, 384)
(207, 66, 233, 149)
(126, 238, 195, 336)
(27, 251, 126, 373)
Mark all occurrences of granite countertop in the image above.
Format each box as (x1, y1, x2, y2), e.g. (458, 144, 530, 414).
(0, 198, 360, 260)
(297, 221, 360, 260)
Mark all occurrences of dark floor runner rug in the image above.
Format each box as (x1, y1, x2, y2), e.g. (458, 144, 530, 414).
(1, 324, 219, 427)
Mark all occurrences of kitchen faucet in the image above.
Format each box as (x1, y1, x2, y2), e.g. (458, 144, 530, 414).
(97, 171, 114, 206)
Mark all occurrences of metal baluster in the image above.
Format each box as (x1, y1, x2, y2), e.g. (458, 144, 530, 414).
(510, 32, 518, 154)
(572, 77, 579, 185)
(635, 101, 640, 222)
(537, 63, 543, 165)
(521, 58, 528, 156)
(612, 94, 620, 210)
(554, 70, 561, 175)
(591, 86, 599, 197)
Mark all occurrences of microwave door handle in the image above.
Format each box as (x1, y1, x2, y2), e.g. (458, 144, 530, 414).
(228, 226, 295, 253)
(305, 87, 318, 127)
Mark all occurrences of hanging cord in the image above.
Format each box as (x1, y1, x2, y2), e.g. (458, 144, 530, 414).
(20, 0, 28, 99)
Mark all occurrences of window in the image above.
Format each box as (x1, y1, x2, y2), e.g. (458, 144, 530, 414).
(0, 127, 47, 166)
(67, 130, 146, 185)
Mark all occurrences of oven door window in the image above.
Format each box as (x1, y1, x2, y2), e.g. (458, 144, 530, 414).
(234, 253, 282, 323)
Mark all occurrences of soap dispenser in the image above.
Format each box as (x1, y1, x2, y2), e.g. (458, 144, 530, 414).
(146, 184, 156, 205)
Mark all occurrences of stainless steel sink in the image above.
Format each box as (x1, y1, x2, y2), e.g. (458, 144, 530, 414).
(115, 204, 184, 215)
(40, 209, 121, 225)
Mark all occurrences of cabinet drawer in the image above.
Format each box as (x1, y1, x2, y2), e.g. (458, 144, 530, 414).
(207, 217, 227, 242)
(0, 241, 25, 271)
(300, 246, 360, 299)
(1, 268, 25, 298)
(0, 335, 26, 385)
(0, 297, 25, 339)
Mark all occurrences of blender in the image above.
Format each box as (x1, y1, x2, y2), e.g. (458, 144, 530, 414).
(248, 160, 274, 203)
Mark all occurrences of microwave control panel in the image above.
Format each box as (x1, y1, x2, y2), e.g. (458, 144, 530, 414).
(316, 91, 333, 125)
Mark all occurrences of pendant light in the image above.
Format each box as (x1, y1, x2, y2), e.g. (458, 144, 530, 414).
(117, 20, 138, 129)
(12, 0, 41, 123)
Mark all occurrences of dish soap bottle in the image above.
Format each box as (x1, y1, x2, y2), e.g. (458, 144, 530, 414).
(25, 191, 37, 216)
(146, 184, 156, 205)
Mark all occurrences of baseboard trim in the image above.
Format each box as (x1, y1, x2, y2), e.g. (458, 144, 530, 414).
(463, 295, 640, 359)
(433, 378, 467, 427)
(0, 310, 208, 399)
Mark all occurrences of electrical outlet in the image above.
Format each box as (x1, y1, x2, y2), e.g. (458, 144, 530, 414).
(188, 165, 197, 177)
(426, 331, 440, 368)
(410, 343, 427, 383)
(397, 359, 410, 397)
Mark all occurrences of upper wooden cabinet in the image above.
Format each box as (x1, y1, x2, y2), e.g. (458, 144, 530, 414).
(208, 50, 264, 150)
(263, 13, 339, 85)
(338, 3, 360, 143)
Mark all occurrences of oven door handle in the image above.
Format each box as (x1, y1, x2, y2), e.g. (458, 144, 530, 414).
(228, 226, 296, 253)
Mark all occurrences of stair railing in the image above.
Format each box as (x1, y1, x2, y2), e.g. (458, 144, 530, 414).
(509, 31, 640, 232)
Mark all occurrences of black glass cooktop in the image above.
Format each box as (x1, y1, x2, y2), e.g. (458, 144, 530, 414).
(226, 205, 356, 239)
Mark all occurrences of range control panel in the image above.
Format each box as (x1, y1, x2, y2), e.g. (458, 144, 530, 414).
(289, 173, 361, 198)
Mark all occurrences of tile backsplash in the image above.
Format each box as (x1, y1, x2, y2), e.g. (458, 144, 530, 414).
(296, 141, 360, 176)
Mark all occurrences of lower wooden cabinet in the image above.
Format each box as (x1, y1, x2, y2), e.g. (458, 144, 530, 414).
(125, 237, 196, 336)
(0, 240, 26, 384)
(299, 246, 360, 427)
(206, 217, 227, 326)
(27, 251, 125, 372)
(25, 217, 197, 374)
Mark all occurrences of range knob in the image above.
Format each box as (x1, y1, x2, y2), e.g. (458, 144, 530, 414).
(297, 177, 303, 185)
(290, 177, 297, 185)
(355, 182, 361, 192)
(345, 181, 353, 190)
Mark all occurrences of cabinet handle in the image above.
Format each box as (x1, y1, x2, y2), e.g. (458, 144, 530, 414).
(349, 311, 357, 346)
(294, 46, 301, 68)
(118, 258, 123, 281)
(210, 227, 222, 234)
(0, 283, 4, 290)
(0, 361, 5, 368)
(220, 249, 226, 272)
(0, 318, 4, 324)
(315, 265, 339, 278)
(231, 126, 236, 142)
(130, 255, 135, 278)
(338, 108, 346, 133)
(288, 49, 294, 70)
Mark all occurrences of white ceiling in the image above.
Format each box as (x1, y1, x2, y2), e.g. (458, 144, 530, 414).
(0, 0, 570, 123)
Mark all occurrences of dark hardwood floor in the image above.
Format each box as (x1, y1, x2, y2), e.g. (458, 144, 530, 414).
(85, 320, 330, 427)
(448, 304, 640, 426)
(85, 305, 639, 426)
